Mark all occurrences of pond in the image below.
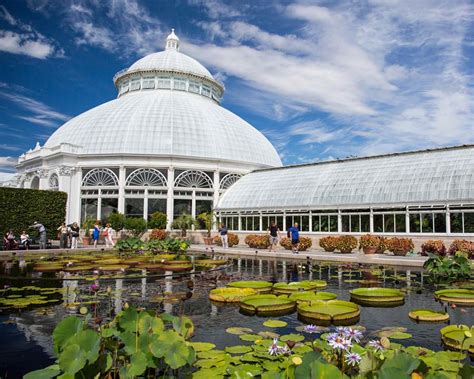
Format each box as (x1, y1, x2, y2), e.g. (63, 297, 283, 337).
(0, 252, 472, 377)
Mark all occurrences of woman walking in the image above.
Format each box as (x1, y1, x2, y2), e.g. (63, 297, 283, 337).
(69, 222, 80, 249)
(103, 223, 115, 248)
(57, 223, 69, 249)
(92, 221, 101, 248)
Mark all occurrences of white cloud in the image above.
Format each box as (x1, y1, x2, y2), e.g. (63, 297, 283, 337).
(73, 21, 115, 51)
(0, 156, 17, 172)
(187, 0, 241, 19)
(0, 5, 17, 25)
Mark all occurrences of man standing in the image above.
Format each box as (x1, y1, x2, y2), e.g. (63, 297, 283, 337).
(31, 221, 47, 249)
(218, 223, 228, 249)
(267, 221, 280, 252)
(289, 222, 300, 254)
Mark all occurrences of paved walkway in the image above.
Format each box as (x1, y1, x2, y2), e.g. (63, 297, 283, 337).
(189, 244, 429, 268)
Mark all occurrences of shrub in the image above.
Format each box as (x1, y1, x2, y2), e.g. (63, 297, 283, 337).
(124, 217, 147, 237)
(149, 229, 168, 240)
(172, 214, 197, 237)
(213, 233, 239, 247)
(107, 212, 125, 231)
(148, 212, 167, 229)
(387, 237, 414, 255)
(0, 187, 67, 240)
(448, 239, 474, 258)
(336, 235, 358, 253)
(423, 253, 471, 283)
(197, 211, 214, 237)
(359, 234, 381, 249)
(146, 238, 190, 254)
(377, 236, 389, 253)
(319, 236, 338, 252)
(245, 234, 270, 249)
(421, 240, 446, 256)
(116, 237, 144, 251)
(81, 217, 96, 237)
(280, 236, 312, 251)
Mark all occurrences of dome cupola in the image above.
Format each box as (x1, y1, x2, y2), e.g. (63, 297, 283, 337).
(165, 28, 179, 51)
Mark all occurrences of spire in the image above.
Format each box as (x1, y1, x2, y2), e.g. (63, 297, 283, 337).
(165, 28, 180, 51)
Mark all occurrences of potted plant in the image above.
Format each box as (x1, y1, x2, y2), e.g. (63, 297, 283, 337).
(387, 237, 414, 256)
(319, 236, 338, 252)
(213, 233, 239, 247)
(197, 211, 214, 245)
(359, 234, 380, 254)
(336, 235, 358, 254)
(421, 240, 446, 257)
(171, 213, 197, 237)
(124, 217, 148, 237)
(107, 212, 125, 242)
(280, 236, 312, 251)
(81, 217, 96, 246)
(376, 236, 388, 254)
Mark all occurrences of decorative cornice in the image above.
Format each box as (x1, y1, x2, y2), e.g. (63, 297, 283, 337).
(37, 169, 49, 178)
(58, 166, 76, 176)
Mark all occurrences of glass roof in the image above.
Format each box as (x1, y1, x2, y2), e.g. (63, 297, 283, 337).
(217, 146, 474, 211)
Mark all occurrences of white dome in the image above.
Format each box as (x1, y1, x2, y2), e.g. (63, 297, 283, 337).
(44, 90, 282, 167)
(127, 49, 214, 80)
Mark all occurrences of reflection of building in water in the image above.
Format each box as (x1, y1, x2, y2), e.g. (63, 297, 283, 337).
(164, 271, 173, 314)
(62, 275, 78, 305)
(114, 279, 123, 314)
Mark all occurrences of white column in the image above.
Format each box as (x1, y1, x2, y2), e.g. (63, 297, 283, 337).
(369, 208, 374, 233)
(118, 166, 126, 214)
(97, 189, 102, 220)
(337, 209, 342, 233)
(59, 166, 80, 224)
(166, 168, 174, 230)
(143, 189, 148, 220)
(445, 207, 451, 234)
(309, 210, 313, 232)
(212, 171, 219, 232)
(38, 169, 49, 190)
(405, 208, 410, 233)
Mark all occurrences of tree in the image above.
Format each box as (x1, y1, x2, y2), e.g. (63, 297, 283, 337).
(197, 211, 214, 237)
(171, 214, 196, 237)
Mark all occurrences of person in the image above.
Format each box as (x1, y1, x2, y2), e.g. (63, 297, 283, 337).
(103, 223, 115, 248)
(92, 220, 101, 248)
(3, 229, 17, 250)
(20, 230, 30, 250)
(288, 222, 300, 254)
(31, 222, 47, 249)
(267, 221, 280, 252)
(57, 222, 69, 249)
(218, 223, 228, 249)
(68, 222, 80, 249)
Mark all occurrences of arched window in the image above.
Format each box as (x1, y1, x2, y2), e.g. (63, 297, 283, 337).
(174, 170, 213, 189)
(126, 168, 167, 187)
(49, 173, 59, 190)
(220, 173, 242, 190)
(82, 168, 118, 187)
(30, 176, 39, 189)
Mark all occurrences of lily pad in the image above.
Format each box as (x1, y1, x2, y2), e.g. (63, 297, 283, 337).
(195, 259, 228, 266)
(273, 280, 327, 294)
(297, 300, 360, 326)
(258, 331, 280, 339)
(350, 287, 405, 306)
(280, 333, 305, 342)
(227, 281, 273, 293)
(440, 325, 474, 354)
(209, 287, 258, 303)
(288, 291, 337, 303)
(408, 309, 449, 322)
(239, 295, 296, 316)
(225, 345, 252, 354)
(189, 342, 216, 352)
(226, 327, 254, 335)
(434, 289, 474, 306)
(263, 320, 288, 328)
(239, 334, 261, 342)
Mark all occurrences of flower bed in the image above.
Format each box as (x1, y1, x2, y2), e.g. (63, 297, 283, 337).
(359, 234, 380, 254)
(336, 235, 358, 254)
(448, 239, 474, 258)
(386, 237, 414, 256)
(245, 234, 270, 249)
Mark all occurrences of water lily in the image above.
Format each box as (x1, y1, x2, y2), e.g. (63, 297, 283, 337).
(268, 338, 280, 356)
(345, 352, 361, 366)
(327, 333, 351, 351)
(368, 339, 384, 352)
(90, 283, 100, 292)
(343, 328, 363, 343)
(304, 324, 318, 334)
(93, 270, 100, 275)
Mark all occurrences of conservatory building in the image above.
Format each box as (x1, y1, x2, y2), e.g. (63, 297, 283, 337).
(216, 145, 474, 237)
(15, 30, 282, 228)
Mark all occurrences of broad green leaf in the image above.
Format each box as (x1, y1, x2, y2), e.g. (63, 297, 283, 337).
(149, 330, 193, 369)
(226, 327, 254, 335)
(296, 360, 346, 379)
(23, 365, 61, 379)
(192, 366, 226, 379)
(378, 367, 410, 379)
(118, 308, 139, 332)
(239, 334, 261, 342)
(263, 320, 287, 328)
(189, 342, 216, 352)
(138, 313, 164, 334)
(380, 352, 419, 375)
(127, 351, 147, 377)
(66, 330, 100, 364)
(52, 317, 83, 354)
(173, 316, 195, 339)
(58, 344, 87, 375)
(225, 345, 253, 354)
(280, 333, 305, 342)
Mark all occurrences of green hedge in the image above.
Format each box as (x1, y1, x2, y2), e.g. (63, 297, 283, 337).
(0, 187, 67, 239)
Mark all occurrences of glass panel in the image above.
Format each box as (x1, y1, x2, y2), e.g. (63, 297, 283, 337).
(434, 213, 446, 233)
(421, 213, 433, 233)
(361, 215, 370, 232)
(148, 198, 166, 216)
(329, 216, 338, 232)
(464, 213, 474, 233)
(81, 198, 98, 222)
(276, 216, 284, 230)
(384, 214, 395, 233)
(395, 214, 406, 233)
(374, 214, 383, 233)
(350, 215, 359, 233)
(450, 212, 463, 233)
(125, 198, 144, 218)
(410, 214, 421, 233)
(301, 216, 309, 231)
(262, 216, 269, 231)
(173, 199, 191, 216)
(312, 216, 320, 232)
(241, 217, 247, 231)
(285, 216, 292, 230)
(320, 216, 329, 232)
(342, 215, 350, 232)
(101, 198, 118, 221)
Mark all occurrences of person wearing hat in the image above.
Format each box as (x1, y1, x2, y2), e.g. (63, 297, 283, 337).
(31, 221, 47, 249)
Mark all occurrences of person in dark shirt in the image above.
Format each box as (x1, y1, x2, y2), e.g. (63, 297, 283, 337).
(288, 222, 300, 254)
(218, 223, 228, 249)
(267, 222, 280, 252)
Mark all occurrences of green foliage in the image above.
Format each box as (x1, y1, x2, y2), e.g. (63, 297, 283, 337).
(423, 253, 472, 283)
(124, 217, 148, 237)
(146, 237, 190, 254)
(197, 211, 214, 237)
(148, 211, 167, 229)
(25, 307, 197, 378)
(0, 187, 67, 240)
(116, 237, 144, 251)
(172, 213, 197, 237)
(81, 217, 96, 237)
(107, 212, 125, 231)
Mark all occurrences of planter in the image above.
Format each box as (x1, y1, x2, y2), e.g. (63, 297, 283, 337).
(203, 236, 214, 246)
(82, 236, 91, 246)
(338, 249, 353, 254)
(363, 247, 378, 254)
(392, 250, 407, 256)
(323, 248, 336, 252)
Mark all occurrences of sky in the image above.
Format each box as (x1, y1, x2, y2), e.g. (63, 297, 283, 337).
(0, 0, 473, 173)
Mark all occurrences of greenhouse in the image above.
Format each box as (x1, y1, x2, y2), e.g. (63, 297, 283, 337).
(217, 145, 474, 236)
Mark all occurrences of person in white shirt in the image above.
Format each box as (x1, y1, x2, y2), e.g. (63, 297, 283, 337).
(104, 223, 115, 248)
(20, 230, 30, 250)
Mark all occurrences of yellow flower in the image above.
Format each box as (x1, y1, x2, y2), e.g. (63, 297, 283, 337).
(464, 331, 472, 338)
(292, 356, 303, 366)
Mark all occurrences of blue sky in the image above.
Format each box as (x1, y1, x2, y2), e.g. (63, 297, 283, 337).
(0, 0, 473, 173)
